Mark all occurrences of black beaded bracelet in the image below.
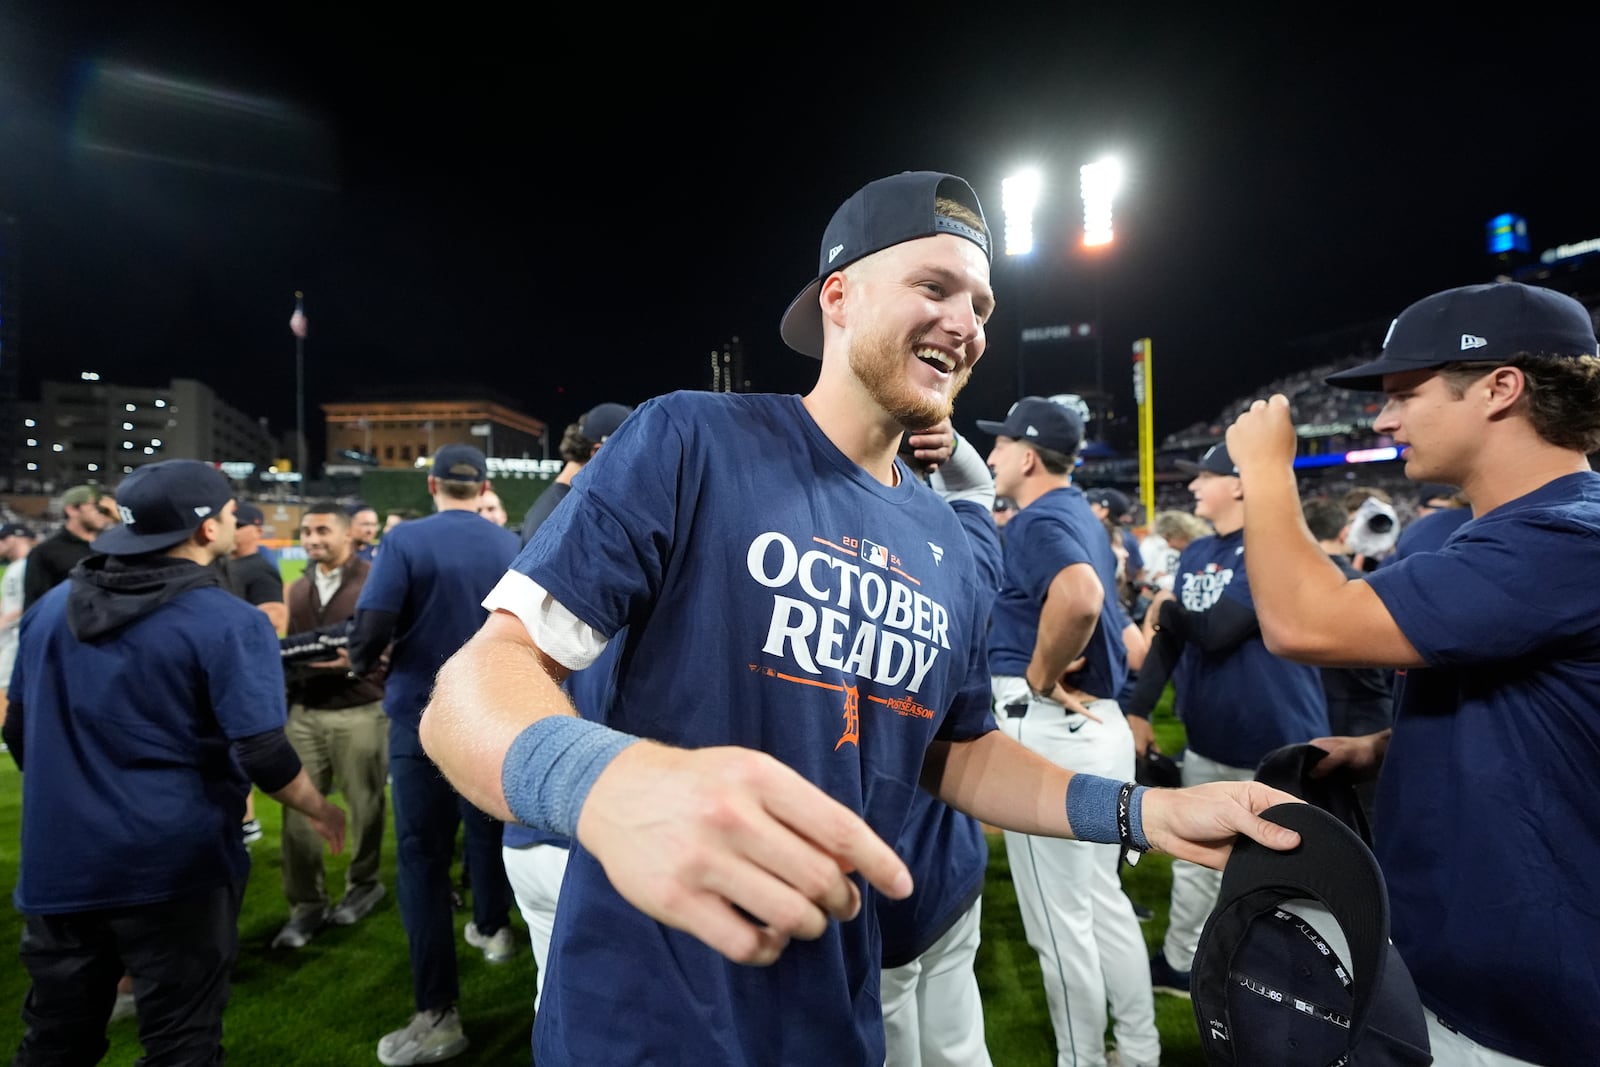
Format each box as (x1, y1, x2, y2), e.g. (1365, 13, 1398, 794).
(1117, 781, 1150, 864)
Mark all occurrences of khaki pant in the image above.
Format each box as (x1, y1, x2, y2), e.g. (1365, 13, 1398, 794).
(282, 700, 389, 919)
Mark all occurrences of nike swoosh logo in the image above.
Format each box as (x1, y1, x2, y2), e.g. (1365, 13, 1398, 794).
(1068, 720, 1085, 733)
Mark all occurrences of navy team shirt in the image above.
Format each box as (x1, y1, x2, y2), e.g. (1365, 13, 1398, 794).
(515, 392, 997, 1066)
(11, 580, 286, 913)
(356, 508, 520, 730)
(987, 485, 1128, 701)
(1170, 529, 1327, 768)
(1364, 470, 1600, 1064)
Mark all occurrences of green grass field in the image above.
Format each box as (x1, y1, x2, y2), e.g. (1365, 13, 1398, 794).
(0, 698, 1207, 1065)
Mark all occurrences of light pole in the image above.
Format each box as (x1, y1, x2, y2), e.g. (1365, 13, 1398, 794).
(1079, 158, 1123, 441)
(289, 292, 308, 489)
(1001, 169, 1042, 397)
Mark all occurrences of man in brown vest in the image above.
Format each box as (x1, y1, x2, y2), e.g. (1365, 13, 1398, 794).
(272, 501, 390, 948)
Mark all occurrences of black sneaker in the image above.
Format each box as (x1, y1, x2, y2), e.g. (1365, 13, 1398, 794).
(1149, 951, 1191, 998)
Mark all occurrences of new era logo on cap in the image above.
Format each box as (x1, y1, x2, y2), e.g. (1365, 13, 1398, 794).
(1328, 281, 1599, 391)
(975, 396, 1085, 456)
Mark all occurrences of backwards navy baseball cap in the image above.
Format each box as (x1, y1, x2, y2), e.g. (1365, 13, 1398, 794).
(1192, 803, 1432, 1067)
(975, 395, 1084, 456)
(579, 402, 633, 443)
(431, 443, 487, 483)
(780, 171, 991, 358)
(1176, 442, 1238, 476)
(1327, 282, 1599, 392)
(92, 460, 234, 556)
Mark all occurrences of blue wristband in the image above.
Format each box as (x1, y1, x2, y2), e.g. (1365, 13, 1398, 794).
(501, 717, 640, 837)
(1064, 773, 1149, 850)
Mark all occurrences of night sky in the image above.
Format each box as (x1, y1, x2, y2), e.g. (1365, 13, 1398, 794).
(2, 7, 1595, 459)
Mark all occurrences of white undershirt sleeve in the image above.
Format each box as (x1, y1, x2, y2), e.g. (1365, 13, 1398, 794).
(482, 570, 610, 672)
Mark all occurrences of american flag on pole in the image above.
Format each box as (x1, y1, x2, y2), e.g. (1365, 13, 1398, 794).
(289, 291, 308, 339)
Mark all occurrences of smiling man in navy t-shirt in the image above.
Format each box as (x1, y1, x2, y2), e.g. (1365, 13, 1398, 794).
(1229, 281, 1600, 1066)
(415, 171, 1303, 1066)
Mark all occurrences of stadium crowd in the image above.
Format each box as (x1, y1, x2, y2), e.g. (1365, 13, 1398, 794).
(3, 170, 1595, 1067)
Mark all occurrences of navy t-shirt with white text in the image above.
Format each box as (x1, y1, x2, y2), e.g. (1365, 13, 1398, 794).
(1170, 529, 1327, 768)
(515, 391, 997, 1066)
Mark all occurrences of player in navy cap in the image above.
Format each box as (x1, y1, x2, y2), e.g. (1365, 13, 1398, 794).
(4, 459, 345, 1062)
(1228, 280, 1600, 1065)
(348, 441, 523, 1064)
(517, 401, 635, 547)
(418, 171, 1302, 1065)
(979, 395, 1163, 1066)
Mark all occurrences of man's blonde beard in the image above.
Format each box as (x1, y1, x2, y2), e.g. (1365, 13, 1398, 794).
(848, 323, 972, 431)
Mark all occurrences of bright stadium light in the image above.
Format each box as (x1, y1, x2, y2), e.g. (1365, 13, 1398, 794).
(1080, 157, 1124, 248)
(1001, 169, 1042, 256)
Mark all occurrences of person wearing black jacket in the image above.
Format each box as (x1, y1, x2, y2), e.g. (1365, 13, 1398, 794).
(22, 484, 117, 611)
(4, 460, 345, 1065)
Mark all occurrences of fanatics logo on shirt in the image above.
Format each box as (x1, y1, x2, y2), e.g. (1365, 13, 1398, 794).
(928, 541, 944, 565)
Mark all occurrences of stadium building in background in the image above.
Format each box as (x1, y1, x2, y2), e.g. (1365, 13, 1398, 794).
(10, 375, 275, 492)
(322, 399, 547, 473)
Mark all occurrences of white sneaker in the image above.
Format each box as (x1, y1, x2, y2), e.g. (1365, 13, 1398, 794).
(463, 921, 515, 962)
(108, 990, 137, 1024)
(270, 908, 327, 950)
(329, 882, 386, 926)
(376, 1007, 468, 1066)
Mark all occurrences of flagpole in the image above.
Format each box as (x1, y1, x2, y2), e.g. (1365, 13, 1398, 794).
(290, 291, 309, 493)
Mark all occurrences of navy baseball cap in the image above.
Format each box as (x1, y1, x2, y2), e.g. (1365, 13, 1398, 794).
(1176, 442, 1238, 476)
(1192, 803, 1432, 1067)
(1254, 742, 1372, 848)
(975, 395, 1084, 456)
(92, 460, 234, 556)
(234, 502, 266, 527)
(0, 522, 35, 539)
(780, 171, 991, 358)
(1085, 487, 1133, 521)
(431, 443, 487, 483)
(1326, 282, 1599, 391)
(579, 402, 634, 443)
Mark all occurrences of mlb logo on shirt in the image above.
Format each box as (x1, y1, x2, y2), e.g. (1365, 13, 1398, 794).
(861, 539, 889, 568)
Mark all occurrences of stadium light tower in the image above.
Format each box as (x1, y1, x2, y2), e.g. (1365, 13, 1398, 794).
(1003, 168, 1043, 396)
(1001, 169, 1042, 256)
(1079, 157, 1123, 248)
(1080, 156, 1125, 435)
